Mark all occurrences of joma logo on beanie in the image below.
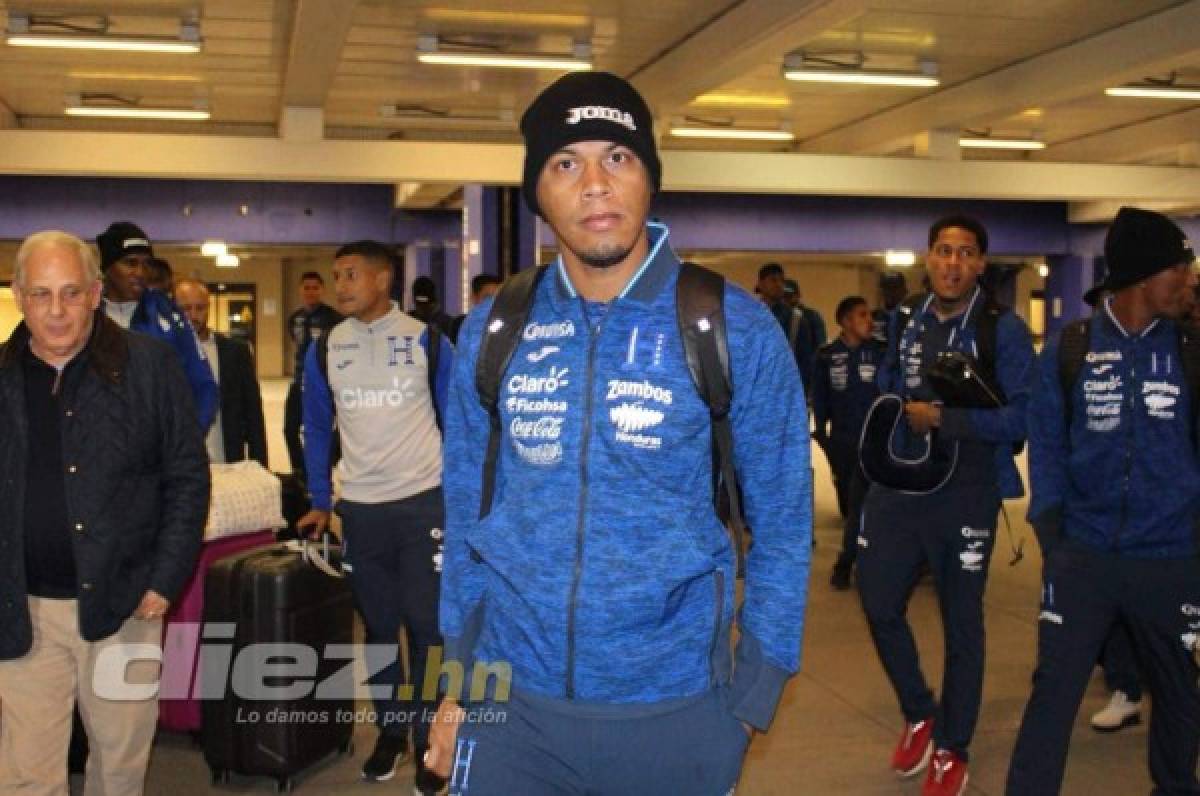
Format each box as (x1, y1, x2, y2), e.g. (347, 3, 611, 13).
(565, 106, 636, 131)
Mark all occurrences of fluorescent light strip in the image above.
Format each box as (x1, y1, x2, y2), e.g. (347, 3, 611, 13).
(7, 34, 200, 53)
(693, 93, 791, 109)
(65, 106, 210, 121)
(670, 127, 794, 142)
(201, 241, 227, 257)
(1105, 86, 1200, 101)
(884, 250, 917, 267)
(216, 254, 240, 268)
(784, 68, 938, 88)
(959, 137, 1045, 151)
(417, 52, 590, 71)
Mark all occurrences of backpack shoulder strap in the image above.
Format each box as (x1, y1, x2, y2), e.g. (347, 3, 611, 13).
(973, 295, 1009, 400)
(425, 324, 442, 431)
(1057, 318, 1091, 428)
(474, 266, 548, 519)
(676, 261, 746, 576)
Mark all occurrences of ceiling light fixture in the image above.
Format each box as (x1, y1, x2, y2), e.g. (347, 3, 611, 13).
(215, 253, 240, 268)
(783, 52, 939, 88)
(884, 250, 917, 267)
(7, 12, 201, 53)
(201, 241, 227, 257)
(64, 93, 210, 121)
(415, 34, 590, 71)
(1106, 83, 1200, 101)
(692, 93, 791, 109)
(669, 126, 795, 141)
(959, 135, 1045, 150)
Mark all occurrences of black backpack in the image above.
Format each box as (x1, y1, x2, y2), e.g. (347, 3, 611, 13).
(473, 262, 748, 573)
(1057, 318, 1200, 432)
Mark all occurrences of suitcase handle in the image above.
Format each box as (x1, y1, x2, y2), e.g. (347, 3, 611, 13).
(282, 533, 344, 579)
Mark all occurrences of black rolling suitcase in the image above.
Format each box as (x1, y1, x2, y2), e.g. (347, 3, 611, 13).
(202, 538, 355, 792)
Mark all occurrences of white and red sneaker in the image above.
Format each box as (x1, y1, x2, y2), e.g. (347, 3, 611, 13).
(922, 748, 968, 796)
(891, 717, 934, 777)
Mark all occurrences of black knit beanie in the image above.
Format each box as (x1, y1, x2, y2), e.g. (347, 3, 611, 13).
(97, 221, 154, 270)
(519, 71, 661, 217)
(1083, 207, 1195, 304)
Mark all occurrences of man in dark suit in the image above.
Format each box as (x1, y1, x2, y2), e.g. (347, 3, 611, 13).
(175, 278, 268, 465)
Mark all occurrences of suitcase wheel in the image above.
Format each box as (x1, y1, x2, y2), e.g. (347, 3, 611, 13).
(275, 777, 294, 793)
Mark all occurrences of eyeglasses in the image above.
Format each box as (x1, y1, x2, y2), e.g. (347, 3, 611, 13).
(22, 285, 92, 309)
(931, 243, 982, 260)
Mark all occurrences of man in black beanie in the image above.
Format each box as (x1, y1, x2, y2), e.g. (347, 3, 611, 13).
(427, 71, 811, 795)
(96, 221, 218, 431)
(1008, 206, 1200, 794)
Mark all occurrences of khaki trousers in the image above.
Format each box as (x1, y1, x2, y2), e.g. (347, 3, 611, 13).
(0, 597, 162, 796)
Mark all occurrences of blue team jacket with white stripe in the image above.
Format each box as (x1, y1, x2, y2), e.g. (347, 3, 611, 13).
(441, 223, 812, 730)
(1028, 301, 1200, 558)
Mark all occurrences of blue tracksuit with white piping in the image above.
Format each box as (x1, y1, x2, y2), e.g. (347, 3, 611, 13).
(858, 287, 1035, 762)
(812, 337, 882, 566)
(1007, 302, 1200, 795)
(441, 223, 811, 794)
(301, 303, 454, 751)
(105, 289, 219, 432)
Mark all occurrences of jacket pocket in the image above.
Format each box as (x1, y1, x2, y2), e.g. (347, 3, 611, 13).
(708, 569, 727, 685)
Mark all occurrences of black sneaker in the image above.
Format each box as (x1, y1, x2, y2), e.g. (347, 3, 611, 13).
(413, 752, 449, 796)
(361, 733, 408, 782)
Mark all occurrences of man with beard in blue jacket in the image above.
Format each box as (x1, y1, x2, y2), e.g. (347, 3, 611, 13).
(1006, 207, 1200, 795)
(424, 72, 811, 795)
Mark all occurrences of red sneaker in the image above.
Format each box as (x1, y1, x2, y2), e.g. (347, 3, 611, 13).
(922, 749, 968, 796)
(891, 717, 934, 777)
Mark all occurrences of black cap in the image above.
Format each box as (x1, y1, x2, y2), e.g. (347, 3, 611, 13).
(1084, 206, 1195, 305)
(880, 271, 908, 286)
(520, 71, 661, 218)
(97, 221, 154, 270)
(758, 262, 784, 280)
(411, 276, 437, 305)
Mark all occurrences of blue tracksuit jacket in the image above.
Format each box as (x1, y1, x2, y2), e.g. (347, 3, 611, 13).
(877, 289, 1035, 499)
(441, 223, 812, 730)
(1028, 302, 1200, 558)
(128, 289, 218, 431)
(812, 337, 883, 447)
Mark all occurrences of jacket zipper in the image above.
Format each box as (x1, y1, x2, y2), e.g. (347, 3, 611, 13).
(1115, 357, 1134, 549)
(566, 316, 603, 699)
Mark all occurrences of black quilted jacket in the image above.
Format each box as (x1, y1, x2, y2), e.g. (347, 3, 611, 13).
(0, 312, 209, 658)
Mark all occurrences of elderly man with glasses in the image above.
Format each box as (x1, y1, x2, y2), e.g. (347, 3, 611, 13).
(0, 230, 208, 795)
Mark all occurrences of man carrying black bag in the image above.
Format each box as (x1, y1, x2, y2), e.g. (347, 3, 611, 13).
(856, 215, 1035, 796)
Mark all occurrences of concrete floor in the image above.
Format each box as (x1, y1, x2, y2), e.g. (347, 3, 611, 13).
(126, 382, 1157, 793)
